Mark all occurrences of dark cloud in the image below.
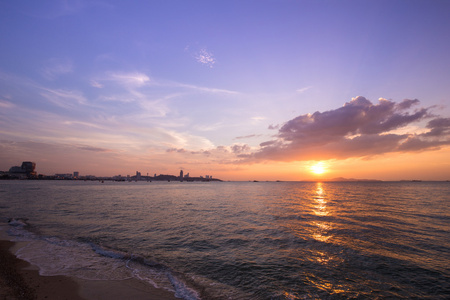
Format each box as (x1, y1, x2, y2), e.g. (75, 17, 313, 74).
(234, 134, 262, 140)
(231, 144, 251, 154)
(423, 117, 450, 137)
(166, 148, 187, 153)
(78, 146, 110, 152)
(242, 97, 450, 162)
(167, 147, 217, 156)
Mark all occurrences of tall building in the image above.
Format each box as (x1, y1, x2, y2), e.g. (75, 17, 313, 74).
(180, 170, 184, 181)
(21, 162, 36, 175)
(9, 161, 36, 178)
(73, 171, 79, 179)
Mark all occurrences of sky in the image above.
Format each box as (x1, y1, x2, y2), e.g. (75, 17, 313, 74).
(1, 0, 450, 181)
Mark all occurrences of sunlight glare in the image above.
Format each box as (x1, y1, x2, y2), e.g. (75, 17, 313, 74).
(310, 161, 327, 175)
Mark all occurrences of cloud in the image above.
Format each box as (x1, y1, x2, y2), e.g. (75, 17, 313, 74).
(77, 145, 111, 152)
(104, 71, 150, 87)
(296, 86, 313, 93)
(268, 124, 280, 130)
(234, 134, 262, 140)
(195, 48, 216, 68)
(174, 82, 239, 95)
(91, 71, 151, 90)
(166, 148, 187, 153)
(40, 88, 87, 108)
(252, 116, 266, 122)
(41, 58, 73, 80)
(423, 117, 450, 137)
(241, 96, 450, 162)
(90, 80, 104, 88)
(0, 99, 15, 108)
(231, 144, 251, 154)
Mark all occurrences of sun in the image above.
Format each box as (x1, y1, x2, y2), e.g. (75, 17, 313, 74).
(310, 162, 327, 175)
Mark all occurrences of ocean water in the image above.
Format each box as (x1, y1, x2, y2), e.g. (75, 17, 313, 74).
(0, 180, 449, 299)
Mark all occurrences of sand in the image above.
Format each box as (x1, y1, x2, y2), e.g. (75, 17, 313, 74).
(0, 239, 178, 300)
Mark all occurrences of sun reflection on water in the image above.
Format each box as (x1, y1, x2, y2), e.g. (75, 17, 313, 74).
(313, 184, 328, 216)
(304, 273, 348, 296)
(312, 183, 332, 243)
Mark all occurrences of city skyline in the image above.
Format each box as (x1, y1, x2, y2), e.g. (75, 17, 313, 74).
(2, 160, 215, 181)
(1, 1, 450, 181)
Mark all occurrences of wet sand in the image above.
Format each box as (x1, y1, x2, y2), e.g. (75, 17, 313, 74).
(0, 239, 178, 300)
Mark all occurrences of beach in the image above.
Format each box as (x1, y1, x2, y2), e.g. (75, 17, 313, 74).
(0, 238, 177, 300)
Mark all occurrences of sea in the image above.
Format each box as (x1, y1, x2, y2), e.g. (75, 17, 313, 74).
(0, 180, 449, 299)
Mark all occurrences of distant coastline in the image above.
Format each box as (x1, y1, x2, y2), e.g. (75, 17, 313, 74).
(324, 177, 383, 182)
(0, 173, 222, 182)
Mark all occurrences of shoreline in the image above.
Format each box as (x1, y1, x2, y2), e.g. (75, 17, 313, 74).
(0, 238, 178, 300)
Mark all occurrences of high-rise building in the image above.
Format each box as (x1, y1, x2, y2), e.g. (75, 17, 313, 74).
(9, 161, 36, 178)
(21, 162, 36, 174)
(180, 170, 184, 181)
(74, 171, 79, 179)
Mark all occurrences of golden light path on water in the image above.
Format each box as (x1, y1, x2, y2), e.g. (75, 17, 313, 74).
(283, 182, 349, 298)
(311, 183, 347, 295)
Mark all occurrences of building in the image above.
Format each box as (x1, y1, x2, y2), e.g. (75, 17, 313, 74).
(73, 171, 79, 179)
(55, 174, 73, 179)
(8, 161, 36, 179)
(180, 170, 184, 181)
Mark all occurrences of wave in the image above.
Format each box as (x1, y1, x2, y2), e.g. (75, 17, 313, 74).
(5, 220, 202, 299)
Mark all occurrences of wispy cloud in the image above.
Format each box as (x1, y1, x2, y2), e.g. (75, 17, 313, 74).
(296, 86, 313, 93)
(234, 134, 262, 140)
(102, 71, 151, 88)
(41, 58, 73, 80)
(40, 88, 87, 108)
(251, 116, 266, 124)
(174, 82, 239, 95)
(195, 48, 216, 68)
(90, 80, 104, 88)
(0, 99, 15, 108)
(241, 96, 450, 162)
(77, 145, 111, 152)
(0, 70, 87, 109)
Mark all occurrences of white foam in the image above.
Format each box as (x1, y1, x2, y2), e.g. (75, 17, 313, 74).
(125, 259, 172, 291)
(90, 244, 128, 260)
(168, 273, 201, 300)
(8, 224, 202, 299)
(15, 238, 131, 280)
(7, 218, 28, 228)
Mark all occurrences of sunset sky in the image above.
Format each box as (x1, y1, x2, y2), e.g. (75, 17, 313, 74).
(1, 0, 450, 181)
